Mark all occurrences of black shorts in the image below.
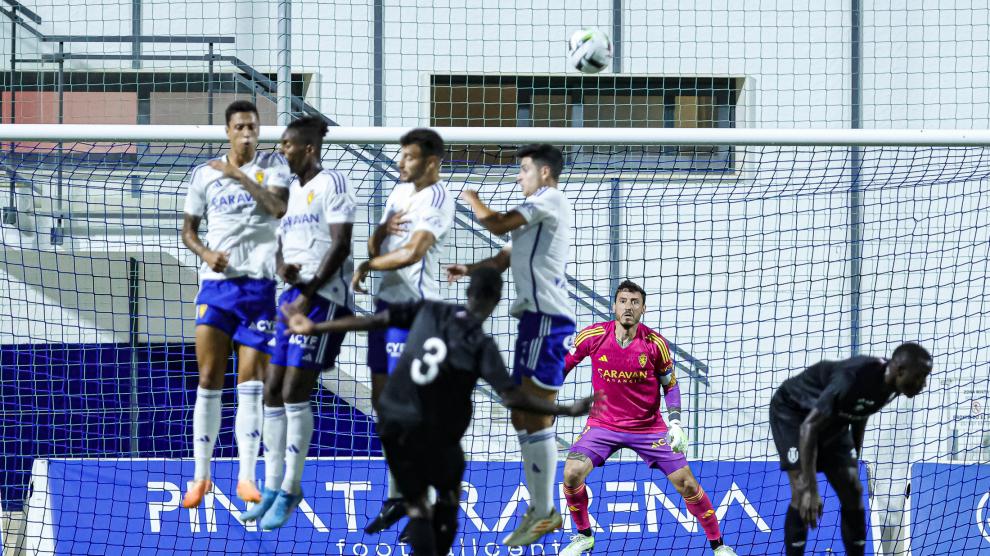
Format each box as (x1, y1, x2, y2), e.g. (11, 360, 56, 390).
(769, 394, 858, 472)
(380, 425, 465, 502)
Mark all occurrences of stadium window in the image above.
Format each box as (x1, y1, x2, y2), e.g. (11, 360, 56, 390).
(430, 75, 741, 172)
(431, 81, 517, 165)
(0, 71, 307, 164)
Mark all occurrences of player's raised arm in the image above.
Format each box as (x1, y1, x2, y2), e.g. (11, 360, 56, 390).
(474, 337, 597, 417)
(446, 245, 511, 283)
(286, 301, 422, 336)
(286, 312, 388, 336)
(500, 387, 598, 417)
(461, 189, 528, 235)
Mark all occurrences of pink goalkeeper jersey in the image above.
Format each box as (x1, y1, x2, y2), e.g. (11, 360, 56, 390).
(565, 320, 680, 434)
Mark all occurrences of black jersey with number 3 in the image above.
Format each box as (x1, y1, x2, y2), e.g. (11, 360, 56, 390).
(775, 355, 899, 427)
(376, 300, 516, 443)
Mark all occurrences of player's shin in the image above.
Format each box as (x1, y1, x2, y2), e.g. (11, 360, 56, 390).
(562, 483, 591, 532)
(282, 401, 313, 495)
(840, 506, 867, 556)
(263, 405, 287, 491)
(433, 499, 460, 556)
(684, 488, 723, 543)
(526, 427, 559, 516)
(236, 380, 264, 483)
(516, 429, 535, 497)
(405, 517, 437, 556)
(784, 505, 809, 556)
(192, 387, 222, 481)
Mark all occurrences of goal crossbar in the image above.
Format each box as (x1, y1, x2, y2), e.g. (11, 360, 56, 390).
(1, 124, 990, 146)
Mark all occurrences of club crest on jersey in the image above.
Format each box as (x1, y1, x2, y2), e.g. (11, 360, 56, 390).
(639, 353, 648, 367)
(255, 170, 265, 184)
(307, 190, 315, 205)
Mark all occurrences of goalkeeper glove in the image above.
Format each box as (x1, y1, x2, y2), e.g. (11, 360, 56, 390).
(666, 420, 688, 454)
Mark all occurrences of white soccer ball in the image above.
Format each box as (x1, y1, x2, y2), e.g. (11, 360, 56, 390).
(568, 28, 612, 74)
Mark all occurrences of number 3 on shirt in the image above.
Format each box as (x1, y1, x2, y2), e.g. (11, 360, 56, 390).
(410, 337, 447, 385)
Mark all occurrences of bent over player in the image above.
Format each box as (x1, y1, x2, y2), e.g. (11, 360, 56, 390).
(770, 343, 932, 556)
(559, 280, 736, 556)
(287, 267, 596, 556)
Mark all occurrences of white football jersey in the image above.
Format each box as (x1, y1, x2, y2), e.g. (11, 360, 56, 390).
(508, 186, 574, 321)
(183, 152, 290, 281)
(376, 181, 454, 303)
(278, 170, 357, 308)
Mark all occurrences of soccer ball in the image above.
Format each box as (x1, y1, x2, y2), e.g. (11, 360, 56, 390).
(568, 28, 612, 74)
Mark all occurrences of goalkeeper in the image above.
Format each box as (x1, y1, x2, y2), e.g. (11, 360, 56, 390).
(557, 280, 735, 556)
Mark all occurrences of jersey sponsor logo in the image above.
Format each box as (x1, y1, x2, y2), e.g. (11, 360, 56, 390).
(250, 319, 275, 333)
(787, 447, 799, 464)
(650, 437, 668, 449)
(598, 369, 650, 383)
(386, 342, 405, 357)
(639, 354, 648, 368)
(281, 213, 321, 228)
(289, 334, 319, 348)
(598, 355, 608, 362)
(209, 192, 255, 211)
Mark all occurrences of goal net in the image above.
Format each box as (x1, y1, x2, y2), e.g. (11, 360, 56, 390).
(1, 125, 987, 555)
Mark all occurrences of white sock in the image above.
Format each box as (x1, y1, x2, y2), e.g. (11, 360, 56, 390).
(526, 427, 558, 516)
(192, 387, 222, 481)
(282, 401, 314, 496)
(235, 380, 264, 482)
(263, 405, 287, 492)
(516, 430, 536, 511)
